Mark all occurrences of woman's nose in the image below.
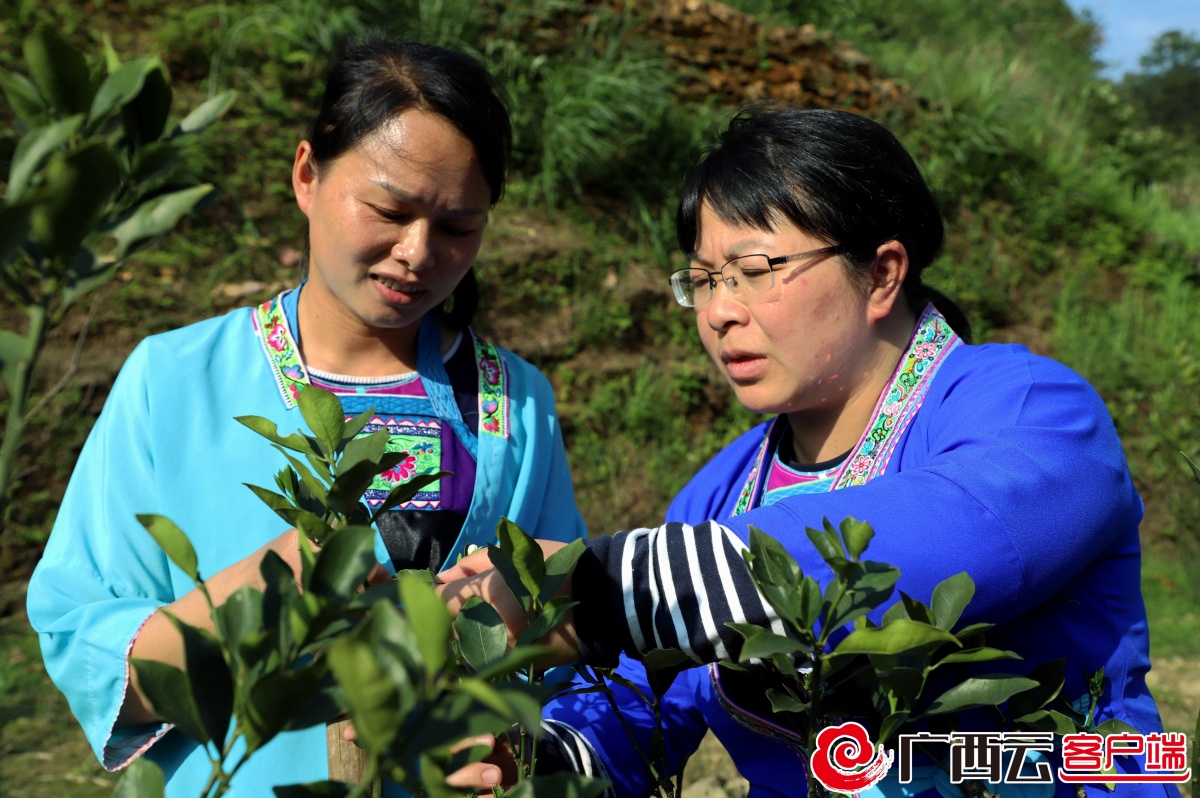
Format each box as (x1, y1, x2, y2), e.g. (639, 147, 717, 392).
(391, 222, 433, 271)
(704, 279, 745, 330)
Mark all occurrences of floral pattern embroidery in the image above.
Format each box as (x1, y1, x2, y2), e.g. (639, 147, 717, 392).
(363, 418, 442, 509)
(381, 454, 418, 483)
(473, 333, 509, 439)
(253, 296, 308, 409)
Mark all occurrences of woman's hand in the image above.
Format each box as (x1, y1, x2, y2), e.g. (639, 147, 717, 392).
(120, 527, 387, 726)
(435, 539, 581, 665)
(341, 725, 518, 796)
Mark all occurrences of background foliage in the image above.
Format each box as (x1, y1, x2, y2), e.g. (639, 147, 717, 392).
(0, 0, 1197, 795)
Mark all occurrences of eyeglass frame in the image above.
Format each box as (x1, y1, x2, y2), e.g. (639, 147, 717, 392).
(669, 244, 850, 308)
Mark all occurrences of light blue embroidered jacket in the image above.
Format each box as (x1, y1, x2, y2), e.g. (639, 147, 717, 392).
(27, 300, 586, 796)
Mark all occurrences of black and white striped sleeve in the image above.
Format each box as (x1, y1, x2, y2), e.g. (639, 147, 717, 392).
(572, 520, 783, 666)
(528, 719, 614, 793)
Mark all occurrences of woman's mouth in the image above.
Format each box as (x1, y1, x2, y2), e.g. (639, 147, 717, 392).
(371, 274, 426, 304)
(722, 352, 767, 381)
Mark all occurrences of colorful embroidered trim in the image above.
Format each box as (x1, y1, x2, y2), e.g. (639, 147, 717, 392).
(472, 332, 509, 439)
(361, 417, 443, 509)
(833, 304, 961, 489)
(253, 294, 308, 408)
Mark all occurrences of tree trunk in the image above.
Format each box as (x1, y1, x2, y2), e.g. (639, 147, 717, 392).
(326, 719, 367, 783)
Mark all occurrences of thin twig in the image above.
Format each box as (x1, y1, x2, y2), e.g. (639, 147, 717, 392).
(23, 294, 100, 423)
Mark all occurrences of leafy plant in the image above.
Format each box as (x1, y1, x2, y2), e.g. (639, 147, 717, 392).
(116, 385, 602, 798)
(0, 27, 235, 522)
(728, 518, 1133, 797)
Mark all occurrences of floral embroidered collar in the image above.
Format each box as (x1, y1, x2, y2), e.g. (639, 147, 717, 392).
(251, 290, 510, 439)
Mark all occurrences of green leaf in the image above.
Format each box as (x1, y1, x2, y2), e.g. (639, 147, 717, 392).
(805, 519, 846, 568)
(924, 675, 1040, 716)
(877, 711, 911, 745)
(339, 407, 374, 442)
(875, 664, 928, 708)
(292, 510, 335, 547)
(338, 428, 390, 473)
(129, 658, 210, 743)
(468, 644, 559, 683)
(213, 585, 267, 667)
(324, 638, 401, 756)
(175, 89, 236, 135)
(6, 114, 84, 201)
(0, 70, 49, 127)
(307, 525, 375, 601)
(933, 646, 1021, 667)
(1011, 709, 1077, 735)
(29, 142, 121, 261)
(931, 572, 975, 631)
(517, 595, 578, 647)
(1094, 718, 1140, 736)
(275, 448, 330, 512)
(1183, 451, 1200, 486)
(838, 516, 874, 561)
(949, 621, 994, 639)
(136, 514, 200, 583)
(453, 678, 542, 729)
(398, 571, 452, 679)
(110, 756, 166, 798)
(60, 249, 115, 308)
(487, 545, 534, 615)
(496, 516, 546, 605)
(244, 482, 300, 523)
(743, 526, 807, 625)
(1005, 658, 1066, 719)
(0, 202, 32, 272)
(130, 140, 179, 183)
(108, 184, 217, 259)
(88, 56, 160, 124)
(369, 471, 445, 523)
(244, 667, 328, 754)
(539, 538, 586, 605)
(326, 457, 390, 516)
(235, 416, 318, 455)
(766, 686, 809, 713)
(834, 619, 960, 656)
(296, 384, 345, 456)
(169, 616, 234, 747)
(454, 596, 509, 672)
(24, 29, 93, 116)
(728, 624, 808, 662)
(119, 61, 172, 147)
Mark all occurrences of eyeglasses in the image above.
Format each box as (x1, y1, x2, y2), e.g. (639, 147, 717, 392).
(669, 245, 848, 308)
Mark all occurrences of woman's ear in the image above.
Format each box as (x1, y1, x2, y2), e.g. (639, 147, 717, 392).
(866, 239, 910, 322)
(292, 141, 317, 217)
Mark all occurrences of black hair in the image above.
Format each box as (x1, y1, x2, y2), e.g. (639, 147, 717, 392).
(306, 36, 512, 329)
(676, 103, 971, 341)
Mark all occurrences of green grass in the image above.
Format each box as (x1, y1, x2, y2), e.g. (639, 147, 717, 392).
(0, 606, 116, 798)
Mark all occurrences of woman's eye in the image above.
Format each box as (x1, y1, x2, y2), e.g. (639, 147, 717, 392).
(375, 207, 410, 223)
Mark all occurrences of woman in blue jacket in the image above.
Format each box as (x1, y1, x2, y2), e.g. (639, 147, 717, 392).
(27, 37, 586, 797)
(438, 104, 1174, 798)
